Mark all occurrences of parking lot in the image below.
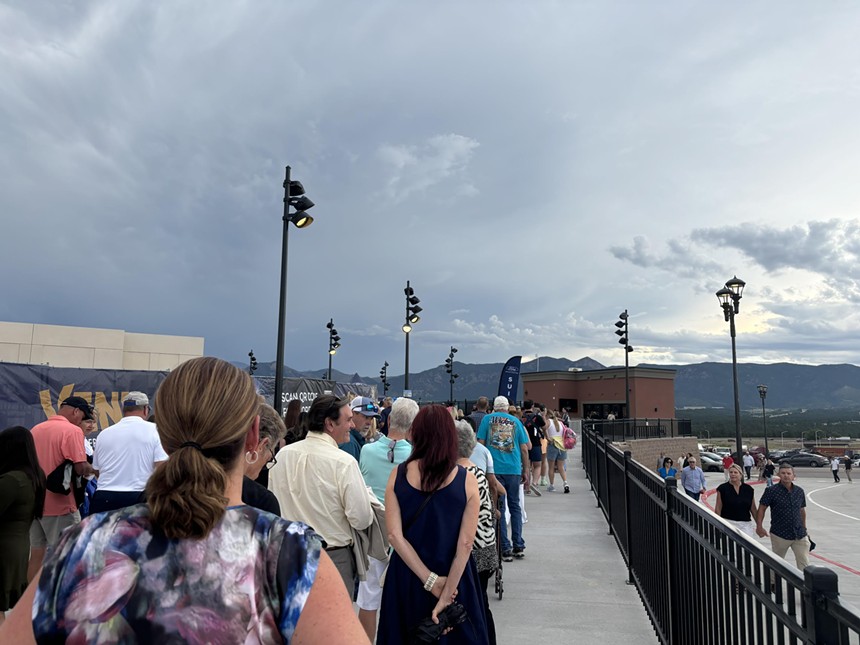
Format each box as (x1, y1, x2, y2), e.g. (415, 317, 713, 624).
(701, 467, 860, 607)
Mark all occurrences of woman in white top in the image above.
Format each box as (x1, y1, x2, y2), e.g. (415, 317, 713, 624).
(543, 411, 570, 493)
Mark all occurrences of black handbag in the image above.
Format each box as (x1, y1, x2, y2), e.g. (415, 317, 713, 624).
(410, 601, 468, 643)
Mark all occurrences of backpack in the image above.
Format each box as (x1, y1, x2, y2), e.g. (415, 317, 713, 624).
(562, 426, 576, 450)
(523, 412, 543, 442)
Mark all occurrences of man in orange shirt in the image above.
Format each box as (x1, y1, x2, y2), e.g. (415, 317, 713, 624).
(28, 396, 94, 580)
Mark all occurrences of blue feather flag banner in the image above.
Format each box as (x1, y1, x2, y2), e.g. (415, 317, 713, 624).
(497, 356, 522, 402)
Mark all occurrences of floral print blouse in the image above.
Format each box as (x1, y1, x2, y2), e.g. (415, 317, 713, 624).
(33, 504, 320, 644)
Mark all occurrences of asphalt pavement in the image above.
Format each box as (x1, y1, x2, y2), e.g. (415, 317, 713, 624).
(701, 467, 860, 607)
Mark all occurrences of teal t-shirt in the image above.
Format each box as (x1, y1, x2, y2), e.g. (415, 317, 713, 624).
(359, 436, 414, 502)
(476, 412, 529, 475)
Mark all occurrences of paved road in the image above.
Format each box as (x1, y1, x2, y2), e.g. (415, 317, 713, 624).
(490, 452, 658, 643)
(701, 468, 860, 607)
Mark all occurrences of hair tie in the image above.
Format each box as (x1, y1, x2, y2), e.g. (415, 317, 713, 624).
(180, 441, 204, 451)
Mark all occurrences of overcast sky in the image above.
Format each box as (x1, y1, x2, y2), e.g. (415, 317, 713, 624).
(3, 1, 860, 378)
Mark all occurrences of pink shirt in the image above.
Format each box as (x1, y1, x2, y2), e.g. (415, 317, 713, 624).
(31, 415, 87, 516)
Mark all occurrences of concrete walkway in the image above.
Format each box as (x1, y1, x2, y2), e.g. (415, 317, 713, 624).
(490, 452, 657, 642)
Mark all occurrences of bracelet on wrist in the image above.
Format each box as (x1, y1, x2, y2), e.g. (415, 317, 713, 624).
(424, 572, 438, 591)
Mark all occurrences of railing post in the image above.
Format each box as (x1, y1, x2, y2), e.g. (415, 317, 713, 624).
(603, 436, 613, 535)
(664, 476, 679, 645)
(623, 450, 634, 585)
(804, 565, 840, 644)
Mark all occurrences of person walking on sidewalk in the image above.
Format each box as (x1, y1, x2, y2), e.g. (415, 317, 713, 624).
(477, 396, 530, 562)
(680, 457, 707, 501)
(756, 463, 810, 571)
(844, 455, 853, 483)
(742, 451, 755, 480)
(543, 410, 570, 493)
(830, 456, 841, 483)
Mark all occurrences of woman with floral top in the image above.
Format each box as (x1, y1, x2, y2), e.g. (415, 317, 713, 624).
(0, 357, 367, 644)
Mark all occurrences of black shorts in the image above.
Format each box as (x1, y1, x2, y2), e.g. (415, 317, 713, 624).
(528, 445, 543, 463)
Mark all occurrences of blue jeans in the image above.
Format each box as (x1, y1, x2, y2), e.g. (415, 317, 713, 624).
(497, 474, 525, 552)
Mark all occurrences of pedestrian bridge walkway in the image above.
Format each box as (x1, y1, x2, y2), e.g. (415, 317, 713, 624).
(491, 452, 657, 642)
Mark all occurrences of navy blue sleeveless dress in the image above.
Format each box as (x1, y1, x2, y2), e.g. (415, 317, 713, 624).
(378, 464, 488, 644)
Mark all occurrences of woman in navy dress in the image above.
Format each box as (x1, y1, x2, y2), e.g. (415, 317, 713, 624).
(378, 405, 488, 644)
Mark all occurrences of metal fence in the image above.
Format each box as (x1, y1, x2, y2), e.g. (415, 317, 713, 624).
(586, 418, 692, 441)
(581, 425, 860, 645)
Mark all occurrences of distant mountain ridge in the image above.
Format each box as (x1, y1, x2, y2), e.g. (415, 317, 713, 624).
(234, 357, 860, 409)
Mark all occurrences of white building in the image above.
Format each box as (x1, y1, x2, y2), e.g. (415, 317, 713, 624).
(0, 321, 204, 371)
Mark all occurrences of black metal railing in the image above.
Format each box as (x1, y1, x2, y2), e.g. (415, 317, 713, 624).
(582, 425, 860, 645)
(586, 418, 692, 441)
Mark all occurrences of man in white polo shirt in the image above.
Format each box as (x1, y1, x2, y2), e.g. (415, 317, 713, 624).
(90, 391, 168, 514)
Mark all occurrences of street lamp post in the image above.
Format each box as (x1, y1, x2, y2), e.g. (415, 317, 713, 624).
(757, 384, 769, 456)
(445, 346, 459, 404)
(781, 431, 788, 447)
(402, 281, 422, 393)
(614, 310, 634, 419)
(716, 276, 746, 463)
(326, 319, 340, 380)
(815, 430, 822, 446)
(273, 166, 315, 417)
(379, 362, 390, 396)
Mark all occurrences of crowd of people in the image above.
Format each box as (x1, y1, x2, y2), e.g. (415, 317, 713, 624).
(0, 363, 578, 644)
(656, 449, 820, 577)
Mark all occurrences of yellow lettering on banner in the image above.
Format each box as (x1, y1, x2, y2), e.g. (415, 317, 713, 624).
(95, 392, 124, 428)
(39, 384, 76, 419)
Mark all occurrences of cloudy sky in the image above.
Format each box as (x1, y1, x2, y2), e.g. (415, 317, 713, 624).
(3, 1, 860, 378)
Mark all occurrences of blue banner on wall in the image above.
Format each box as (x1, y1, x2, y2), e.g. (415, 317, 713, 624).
(497, 355, 522, 403)
(0, 362, 376, 430)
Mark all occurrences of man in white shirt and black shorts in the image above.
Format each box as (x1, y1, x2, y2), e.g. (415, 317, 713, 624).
(91, 391, 168, 514)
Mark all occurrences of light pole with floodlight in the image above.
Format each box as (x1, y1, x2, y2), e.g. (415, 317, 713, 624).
(716, 276, 746, 463)
(273, 166, 314, 417)
(757, 384, 769, 456)
(614, 310, 634, 419)
(326, 319, 340, 380)
(403, 281, 422, 393)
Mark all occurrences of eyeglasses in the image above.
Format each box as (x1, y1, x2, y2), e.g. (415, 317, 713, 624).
(388, 440, 397, 463)
(265, 446, 278, 470)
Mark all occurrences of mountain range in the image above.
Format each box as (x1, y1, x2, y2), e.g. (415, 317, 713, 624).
(238, 357, 860, 410)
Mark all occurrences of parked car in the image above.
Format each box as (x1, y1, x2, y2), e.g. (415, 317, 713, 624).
(768, 450, 788, 460)
(779, 453, 829, 468)
(700, 453, 725, 472)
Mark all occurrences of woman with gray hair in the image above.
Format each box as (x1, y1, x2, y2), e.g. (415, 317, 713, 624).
(456, 420, 498, 645)
(242, 399, 286, 515)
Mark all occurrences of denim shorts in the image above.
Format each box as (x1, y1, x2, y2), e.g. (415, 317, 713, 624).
(547, 444, 567, 461)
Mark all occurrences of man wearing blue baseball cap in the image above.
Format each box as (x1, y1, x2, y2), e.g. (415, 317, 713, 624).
(339, 396, 379, 461)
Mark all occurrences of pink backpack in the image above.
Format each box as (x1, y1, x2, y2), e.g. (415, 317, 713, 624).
(562, 426, 576, 450)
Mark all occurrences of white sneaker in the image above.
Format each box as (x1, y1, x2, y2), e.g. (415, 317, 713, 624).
(547, 485, 556, 492)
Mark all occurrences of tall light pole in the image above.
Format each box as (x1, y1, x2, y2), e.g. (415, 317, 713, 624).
(273, 166, 315, 417)
(757, 384, 769, 456)
(815, 430, 822, 446)
(716, 276, 745, 463)
(781, 431, 788, 447)
(379, 361, 390, 396)
(402, 281, 422, 393)
(445, 346, 459, 404)
(615, 310, 634, 419)
(326, 319, 340, 380)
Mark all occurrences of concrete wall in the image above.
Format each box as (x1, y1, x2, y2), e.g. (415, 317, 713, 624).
(614, 437, 703, 473)
(0, 321, 204, 371)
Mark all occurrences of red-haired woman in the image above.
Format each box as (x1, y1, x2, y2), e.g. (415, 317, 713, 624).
(377, 405, 488, 644)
